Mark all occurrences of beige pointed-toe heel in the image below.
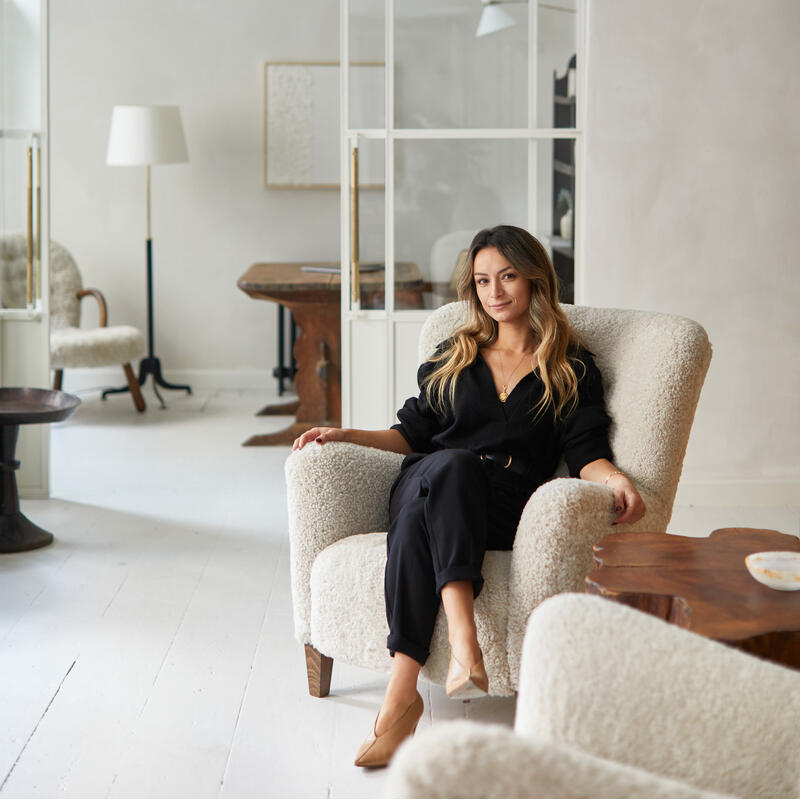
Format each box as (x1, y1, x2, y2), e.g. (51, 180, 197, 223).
(354, 691, 424, 768)
(445, 650, 489, 699)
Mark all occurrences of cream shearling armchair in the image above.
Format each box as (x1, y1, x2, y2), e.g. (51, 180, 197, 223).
(386, 593, 800, 798)
(285, 302, 712, 696)
(0, 235, 146, 412)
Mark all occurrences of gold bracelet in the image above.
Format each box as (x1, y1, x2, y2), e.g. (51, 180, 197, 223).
(604, 470, 625, 485)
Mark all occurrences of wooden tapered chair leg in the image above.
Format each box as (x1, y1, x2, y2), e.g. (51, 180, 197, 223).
(123, 363, 146, 412)
(305, 644, 333, 697)
(53, 369, 64, 390)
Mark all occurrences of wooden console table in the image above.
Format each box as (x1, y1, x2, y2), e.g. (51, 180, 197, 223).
(237, 262, 423, 446)
(585, 528, 800, 670)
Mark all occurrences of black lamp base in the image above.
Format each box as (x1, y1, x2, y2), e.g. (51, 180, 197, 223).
(102, 356, 191, 409)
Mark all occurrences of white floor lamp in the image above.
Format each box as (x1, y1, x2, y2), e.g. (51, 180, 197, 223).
(103, 104, 191, 408)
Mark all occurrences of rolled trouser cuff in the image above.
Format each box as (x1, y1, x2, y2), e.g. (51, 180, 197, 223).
(387, 632, 430, 666)
(435, 564, 484, 598)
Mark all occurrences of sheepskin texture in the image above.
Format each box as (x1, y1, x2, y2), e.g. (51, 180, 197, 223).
(1, 234, 145, 368)
(286, 442, 404, 644)
(517, 594, 800, 798)
(50, 325, 145, 368)
(286, 302, 712, 692)
(310, 534, 515, 693)
(384, 721, 717, 799)
(1, 234, 82, 327)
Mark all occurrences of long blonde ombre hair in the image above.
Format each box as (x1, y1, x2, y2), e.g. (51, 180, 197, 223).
(423, 225, 585, 421)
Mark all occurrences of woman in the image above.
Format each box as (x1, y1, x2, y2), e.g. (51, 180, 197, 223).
(292, 225, 646, 768)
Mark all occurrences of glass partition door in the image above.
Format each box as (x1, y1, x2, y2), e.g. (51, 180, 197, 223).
(0, 0, 51, 499)
(1, 0, 46, 313)
(341, 0, 583, 429)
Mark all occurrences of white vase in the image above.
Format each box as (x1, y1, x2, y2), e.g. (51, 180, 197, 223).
(560, 208, 573, 239)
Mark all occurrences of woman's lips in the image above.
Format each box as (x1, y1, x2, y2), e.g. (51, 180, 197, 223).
(489, 301, 511, 309)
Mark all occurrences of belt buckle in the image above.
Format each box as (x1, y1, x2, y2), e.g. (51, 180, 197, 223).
(480, 453, 513, 469)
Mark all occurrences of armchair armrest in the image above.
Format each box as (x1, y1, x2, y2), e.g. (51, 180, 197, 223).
(506, 478, 666, 682)
(77, 288, 108, 327)
(285, 441, 404, 643)
(516, 594, 800, 799)
(386, 720, 713, 799)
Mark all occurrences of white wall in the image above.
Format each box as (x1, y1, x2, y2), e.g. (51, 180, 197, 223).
(50, 0, 340, 384)
(51, 1, 799, 499)
(584, 0, 800, 501)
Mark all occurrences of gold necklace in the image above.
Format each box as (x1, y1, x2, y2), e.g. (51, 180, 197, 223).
(497, 349, 533, 403)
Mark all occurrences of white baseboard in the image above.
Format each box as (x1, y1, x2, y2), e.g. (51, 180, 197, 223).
(675, 479, 800, 508)
(56, 367, 284, 393)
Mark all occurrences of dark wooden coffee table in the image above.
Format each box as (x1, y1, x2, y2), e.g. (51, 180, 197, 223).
(585, 528, 800, 670)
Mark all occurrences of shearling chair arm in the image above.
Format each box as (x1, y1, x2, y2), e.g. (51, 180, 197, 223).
(285, 441, 404, 644)
(77, 288, 108, 327)
(384, 720, 716, 799)
(516, 594, 800, 799)
(506, 478, 666, 682)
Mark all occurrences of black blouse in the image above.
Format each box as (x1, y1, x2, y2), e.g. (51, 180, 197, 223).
(391, 344, 614, 494)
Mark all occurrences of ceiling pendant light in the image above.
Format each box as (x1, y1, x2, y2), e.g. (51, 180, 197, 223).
(476, 0, 517, 38)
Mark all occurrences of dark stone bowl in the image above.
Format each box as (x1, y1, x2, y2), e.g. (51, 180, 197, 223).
(0, 387, 81, 425)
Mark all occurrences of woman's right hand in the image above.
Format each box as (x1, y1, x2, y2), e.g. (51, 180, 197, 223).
(292, 426, 347, 451)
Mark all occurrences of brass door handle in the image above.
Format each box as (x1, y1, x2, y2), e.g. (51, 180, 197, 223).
(27, 145, 34, 306)
(36, 142, 42, 300)
(350, 145, 360, 306)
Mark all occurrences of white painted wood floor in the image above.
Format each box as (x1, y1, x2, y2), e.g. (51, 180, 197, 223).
(2, 388, 797, 798)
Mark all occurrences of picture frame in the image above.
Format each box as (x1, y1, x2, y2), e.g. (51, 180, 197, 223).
(263, 61, 385, 189)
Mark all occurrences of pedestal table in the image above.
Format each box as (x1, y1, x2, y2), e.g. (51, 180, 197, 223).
(0, 388, 81, 552)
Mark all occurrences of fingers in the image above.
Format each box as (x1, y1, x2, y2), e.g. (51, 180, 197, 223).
(292, 427, 342, 451)
(292, 427, 322, 451)
(611, 486, 646, 525)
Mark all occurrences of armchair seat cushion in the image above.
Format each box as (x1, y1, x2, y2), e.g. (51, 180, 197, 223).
(50, 325, 145, 368)
(310, 532, 516, 694)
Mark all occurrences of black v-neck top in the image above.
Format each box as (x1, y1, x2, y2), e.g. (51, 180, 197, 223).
(391, 343, 614, 494)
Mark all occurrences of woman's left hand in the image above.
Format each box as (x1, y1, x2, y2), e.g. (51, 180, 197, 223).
(607, 474, 646, 525)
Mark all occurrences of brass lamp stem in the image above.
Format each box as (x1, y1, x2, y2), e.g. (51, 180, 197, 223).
(146, 164, 152, 240)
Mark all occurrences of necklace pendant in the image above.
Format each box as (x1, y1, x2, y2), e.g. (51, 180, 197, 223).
(499, 388, 508, 403)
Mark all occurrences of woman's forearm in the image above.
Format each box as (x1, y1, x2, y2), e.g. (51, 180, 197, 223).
(579, 458, 619, 484)
(342, 428, 412, 454)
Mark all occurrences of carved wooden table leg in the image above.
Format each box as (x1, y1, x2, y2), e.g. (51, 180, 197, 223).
(304, 644, 334, 698)
(242, 298, 341, 447)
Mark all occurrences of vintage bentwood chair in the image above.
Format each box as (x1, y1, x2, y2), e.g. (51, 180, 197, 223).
(0, 235, 146, 412)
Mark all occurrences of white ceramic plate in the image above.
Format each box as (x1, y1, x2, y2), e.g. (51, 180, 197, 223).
(745, 551, 800, 591)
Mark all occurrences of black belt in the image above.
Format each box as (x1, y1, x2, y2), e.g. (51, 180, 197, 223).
(479, 451, 529, 477)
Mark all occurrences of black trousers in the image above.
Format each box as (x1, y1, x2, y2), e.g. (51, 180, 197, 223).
(385, 449, 531, 666)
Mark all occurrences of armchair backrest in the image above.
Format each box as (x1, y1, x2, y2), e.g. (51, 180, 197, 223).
(419, 301, 712, 517)
(0, 234, 83, 329)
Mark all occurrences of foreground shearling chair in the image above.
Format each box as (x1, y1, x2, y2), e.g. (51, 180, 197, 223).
(0, 235, 146, 411)
(286, 302, 712, 696)
(386, 593, 800, 798)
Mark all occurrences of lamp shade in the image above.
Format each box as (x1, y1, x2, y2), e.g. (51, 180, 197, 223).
(106, 105, 189, 166)
(476, 3, 516, 37)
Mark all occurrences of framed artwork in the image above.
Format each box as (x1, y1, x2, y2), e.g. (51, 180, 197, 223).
(263, 61, 385, 189)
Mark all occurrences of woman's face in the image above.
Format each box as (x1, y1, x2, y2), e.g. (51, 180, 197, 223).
(472, 246, 532, 326)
